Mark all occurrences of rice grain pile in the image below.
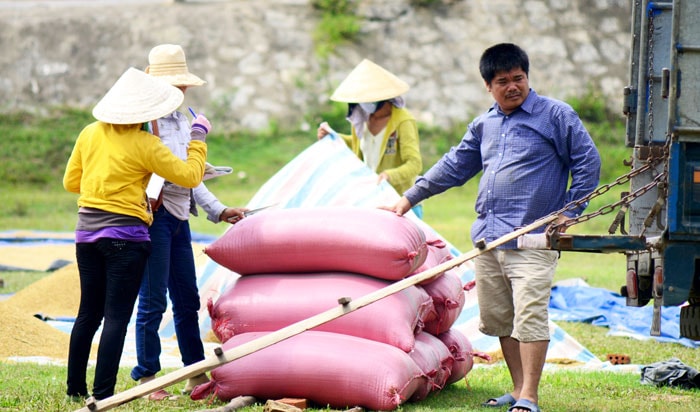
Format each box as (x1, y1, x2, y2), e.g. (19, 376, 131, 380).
(0, 242, 75, 272)
(8, 263, 80, 317)
(0, 302, 71, 360)
(0, 241, 210, 362)
(0, 263, 80, 361)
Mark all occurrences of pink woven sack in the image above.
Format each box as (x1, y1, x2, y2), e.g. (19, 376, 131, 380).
(420, 271, 466, 335)
(437, 328, 475, 385)
(189, 331, 428, 411)
(208, 272, 435, 352)
(412, 236, 455, 282)
(408, 332, 455, 401)
(203, 206, 428, 280)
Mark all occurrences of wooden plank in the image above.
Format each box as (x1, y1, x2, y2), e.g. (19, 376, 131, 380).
(75, 214, 558, 412)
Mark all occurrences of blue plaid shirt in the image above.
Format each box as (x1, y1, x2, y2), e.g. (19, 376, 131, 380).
(405, 90, 601, 248)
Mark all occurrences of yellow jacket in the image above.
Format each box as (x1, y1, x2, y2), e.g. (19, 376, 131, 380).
(63, 121, 207, 225)
(341, 106, 422, 195)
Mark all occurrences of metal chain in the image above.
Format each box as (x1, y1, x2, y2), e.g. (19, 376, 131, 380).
(646, 10, 656, 143)
(557, 169, 666, 231)
(641, 140, 670, 236)
(545, 143, 668, 233)
(639, 8, 675, 235)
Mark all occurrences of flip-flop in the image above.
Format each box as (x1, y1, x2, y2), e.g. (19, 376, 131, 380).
(482, 393, 516, 407)
(145, 389, 179, 401)
(508, 398, 541, 412)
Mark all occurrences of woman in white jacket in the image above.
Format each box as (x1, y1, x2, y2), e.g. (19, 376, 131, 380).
(129, 44, 247, 400)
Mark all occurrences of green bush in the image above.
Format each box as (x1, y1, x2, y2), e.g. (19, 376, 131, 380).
(567, 86, 613, 124)
(311, 0, 361, 58)
(566, 87, 631, 184)
(311, 0, 354, 14)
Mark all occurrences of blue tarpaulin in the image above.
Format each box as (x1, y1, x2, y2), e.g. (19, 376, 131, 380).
(549, 278, 700, 348)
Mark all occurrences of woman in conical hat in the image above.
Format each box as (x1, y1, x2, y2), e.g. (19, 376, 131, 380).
(317, 59, 423, 217)
(63, 66, 211, 402)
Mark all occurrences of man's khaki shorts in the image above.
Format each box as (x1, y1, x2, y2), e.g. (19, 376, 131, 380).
(474, 249, 558, 342)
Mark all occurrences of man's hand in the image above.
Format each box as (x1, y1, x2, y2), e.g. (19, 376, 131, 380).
(551, 214, 571, 233)
(220, 207, 248, 224)
(378, 196, 413, 217)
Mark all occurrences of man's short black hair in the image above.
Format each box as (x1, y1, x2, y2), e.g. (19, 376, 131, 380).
(479, 43, 530, 84)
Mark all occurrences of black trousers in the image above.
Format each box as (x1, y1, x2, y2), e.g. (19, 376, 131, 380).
(66, 238, 151, 400)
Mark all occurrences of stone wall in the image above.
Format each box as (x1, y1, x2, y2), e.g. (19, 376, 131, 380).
(0, 0, 633, 131)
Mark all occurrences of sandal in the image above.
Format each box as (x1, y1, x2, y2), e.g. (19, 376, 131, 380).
(508, 398, 541, 412)
(482, 393, 516, 408)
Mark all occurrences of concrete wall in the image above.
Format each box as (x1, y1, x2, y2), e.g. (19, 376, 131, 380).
(0, 0, 633, 131)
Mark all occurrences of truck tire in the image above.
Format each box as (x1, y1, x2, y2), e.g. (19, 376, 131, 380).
(680, 306, 700, 340)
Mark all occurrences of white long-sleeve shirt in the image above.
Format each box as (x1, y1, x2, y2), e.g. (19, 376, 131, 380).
(156, 111, 227, 223)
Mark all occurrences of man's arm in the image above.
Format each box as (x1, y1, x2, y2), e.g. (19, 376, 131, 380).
(406, 122, 483, 206)
(561, 109, 602, 217)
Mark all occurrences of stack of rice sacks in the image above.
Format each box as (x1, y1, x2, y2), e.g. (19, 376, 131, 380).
(193, 206, 474, 410)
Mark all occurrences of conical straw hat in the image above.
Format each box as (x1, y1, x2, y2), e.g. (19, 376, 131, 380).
(92, 67, 184, 125)
(330, 59, 409, 103)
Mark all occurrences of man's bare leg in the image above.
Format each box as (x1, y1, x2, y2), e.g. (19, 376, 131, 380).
(500, 336, 548, 411)
(500, 336, 524, 399)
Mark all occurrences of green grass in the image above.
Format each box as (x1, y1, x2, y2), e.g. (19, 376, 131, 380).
(0, 271, 47, 294)
(1, 108, 699, 411)
(1, 362, 698, 411)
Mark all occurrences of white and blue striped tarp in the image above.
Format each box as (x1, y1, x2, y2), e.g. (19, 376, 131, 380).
(163, 134, 602, 368)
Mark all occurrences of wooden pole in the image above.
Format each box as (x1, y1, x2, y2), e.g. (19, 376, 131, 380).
(75, 214, 557, 412)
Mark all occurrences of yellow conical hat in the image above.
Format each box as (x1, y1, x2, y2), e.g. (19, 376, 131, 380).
(330, 59, 410, 103)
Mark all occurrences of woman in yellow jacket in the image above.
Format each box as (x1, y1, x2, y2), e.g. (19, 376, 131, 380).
(63, 67, 211, 403)
(317, 59, 423, 217)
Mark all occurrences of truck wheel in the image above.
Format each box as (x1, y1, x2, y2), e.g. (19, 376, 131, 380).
(680, 306, 700, 340)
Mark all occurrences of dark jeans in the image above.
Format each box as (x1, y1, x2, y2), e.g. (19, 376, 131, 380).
(66, 238, 151, 400)
(130, 207, 204, 381)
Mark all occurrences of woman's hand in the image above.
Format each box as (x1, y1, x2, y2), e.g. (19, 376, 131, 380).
(220, 207, 248, 224)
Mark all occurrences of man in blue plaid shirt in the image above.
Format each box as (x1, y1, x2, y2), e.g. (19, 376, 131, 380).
(384, 43, 601, 412)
